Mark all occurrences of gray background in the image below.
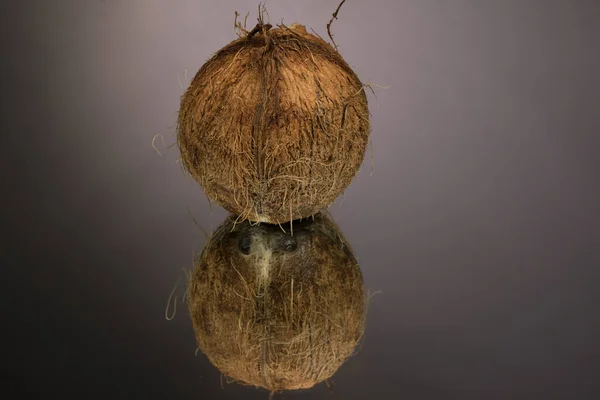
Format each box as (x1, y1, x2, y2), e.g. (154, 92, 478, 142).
(2, 0, 600, 399)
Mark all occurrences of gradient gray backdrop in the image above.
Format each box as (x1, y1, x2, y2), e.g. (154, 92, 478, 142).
(2, 0, 600, 399)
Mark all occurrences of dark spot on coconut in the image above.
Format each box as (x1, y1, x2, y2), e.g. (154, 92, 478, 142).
(280, 236, 297, 252)
(238, 234, 252, 255)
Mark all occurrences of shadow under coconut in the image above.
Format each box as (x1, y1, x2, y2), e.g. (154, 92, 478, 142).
(187, 212, 366, 394)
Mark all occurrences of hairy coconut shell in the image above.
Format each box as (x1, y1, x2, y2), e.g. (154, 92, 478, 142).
(178, 23, 370, 223)
(187, 213, 365, 392)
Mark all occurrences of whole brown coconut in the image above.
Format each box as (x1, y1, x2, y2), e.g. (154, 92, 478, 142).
(178, 22, 370, 223)
(187, 213, 365, 392)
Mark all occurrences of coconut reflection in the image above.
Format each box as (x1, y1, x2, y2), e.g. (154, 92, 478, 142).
(187, 213, 365, 392)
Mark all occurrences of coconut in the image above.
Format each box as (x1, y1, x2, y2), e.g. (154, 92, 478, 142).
(187, 213, 365, 392)
(178, 22, 370, 223)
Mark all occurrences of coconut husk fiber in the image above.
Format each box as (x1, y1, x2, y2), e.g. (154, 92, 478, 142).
(187, 213, 365, 392)
(178, 22, 370, 224)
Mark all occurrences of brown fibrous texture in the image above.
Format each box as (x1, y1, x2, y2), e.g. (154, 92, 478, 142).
(187, 213, 365, 391)
(178, 23, 370, 223)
